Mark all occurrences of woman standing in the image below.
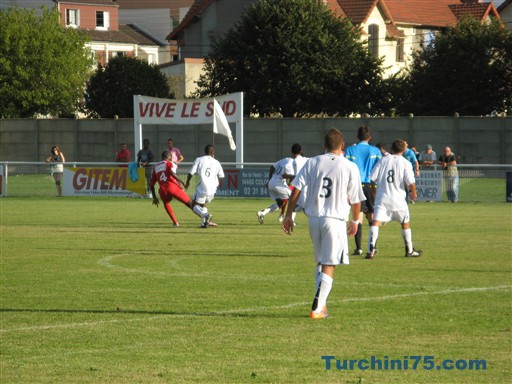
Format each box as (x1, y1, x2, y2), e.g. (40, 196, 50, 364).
(46, 145, 65, 197)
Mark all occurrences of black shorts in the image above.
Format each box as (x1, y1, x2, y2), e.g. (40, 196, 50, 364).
(361, 182, 377, 214)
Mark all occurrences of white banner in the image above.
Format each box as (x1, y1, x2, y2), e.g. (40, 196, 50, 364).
(134, 92, 242, 125)
(415, 170, 443, 201)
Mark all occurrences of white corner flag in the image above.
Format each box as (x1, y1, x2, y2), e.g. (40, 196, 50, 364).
(213, 98, 236, 150)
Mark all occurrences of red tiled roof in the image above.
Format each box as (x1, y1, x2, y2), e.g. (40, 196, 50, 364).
(450, 2, 500, 21)
(337, 0, 378, 24)
(382, 0, 461, 27)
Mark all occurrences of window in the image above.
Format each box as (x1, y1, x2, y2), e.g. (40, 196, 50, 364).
(66, 9, 80, 28)
(96, 11, 110, 30)
(396, 38, 404, 62)
(368, 24, 379, 57)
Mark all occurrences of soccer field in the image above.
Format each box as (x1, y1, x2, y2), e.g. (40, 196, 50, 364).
(0, 197, 510, 383)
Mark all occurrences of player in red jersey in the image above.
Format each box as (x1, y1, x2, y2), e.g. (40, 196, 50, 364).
(149, 151, 197, 227)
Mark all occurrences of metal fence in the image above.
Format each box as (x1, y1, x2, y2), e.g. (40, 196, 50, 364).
(1, 162, 510, 203)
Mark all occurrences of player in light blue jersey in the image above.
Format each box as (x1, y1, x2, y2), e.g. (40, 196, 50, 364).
(345, 126, 382, 255)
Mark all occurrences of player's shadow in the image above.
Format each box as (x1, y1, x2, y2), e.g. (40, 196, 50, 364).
(0, 307, 304, 319)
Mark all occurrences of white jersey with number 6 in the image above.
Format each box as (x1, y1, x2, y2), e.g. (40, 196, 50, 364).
(189, 155, 225, 196)
(370, 154, 415, 211)
(292, 152, 365, 220)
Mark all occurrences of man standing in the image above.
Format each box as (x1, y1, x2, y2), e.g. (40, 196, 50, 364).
(137, 139, 155, 197)
(419, 144, 437, 168)
(115, 143, 131, 166)
(185, 145, 225, 228)
(366, 139, 423, 259)
(438, 146, 459, 203)
(282, 128, 365, 319)
(165, 138, 184, 168)
(150, 151, 196, 227)
(345, 126, 382, 255)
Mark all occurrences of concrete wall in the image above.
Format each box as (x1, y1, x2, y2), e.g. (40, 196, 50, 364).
(1, 116, 511, 164)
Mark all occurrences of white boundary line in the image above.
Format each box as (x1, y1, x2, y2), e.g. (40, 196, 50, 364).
(1, 285, 509, 333)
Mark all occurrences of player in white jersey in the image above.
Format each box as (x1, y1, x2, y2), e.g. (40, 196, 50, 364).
(256, 146, 296, 224)
(282, 129, 365, 319)
(185, 145, 224, 228)
(366, 139, 423, 259)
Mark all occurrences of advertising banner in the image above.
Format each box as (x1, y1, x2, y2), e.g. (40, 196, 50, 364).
(216, 168, 268, 198)
(415, 170, 443, 202)
(63, 167, 146, 197)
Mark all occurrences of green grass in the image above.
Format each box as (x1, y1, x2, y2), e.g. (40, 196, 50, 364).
(2, 173, 509, 203)
(1, 197, 511, 383)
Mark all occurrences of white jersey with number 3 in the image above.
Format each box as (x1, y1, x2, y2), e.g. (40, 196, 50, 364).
(370, 154, 415, 211)
(292, 152, 365, 220)
(189, 155, 225, 195)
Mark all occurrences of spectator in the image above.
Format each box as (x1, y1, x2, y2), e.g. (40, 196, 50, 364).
(419, 144, 437, 168)
(366, 139, 422, 259)
(185, 145, 225, 228)
(438, 146, 459, 203)
(115, 143, 131, 166)
(165, 138, 184, 168)
(137, 139, 155, 197)
(282, 128, 365, 319)
(46, 145, 65, 197)
(345, 126, 382, 256)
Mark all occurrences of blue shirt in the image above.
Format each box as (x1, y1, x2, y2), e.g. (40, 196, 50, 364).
(345, 142, 382, 183)
(402, 149, 418, 170)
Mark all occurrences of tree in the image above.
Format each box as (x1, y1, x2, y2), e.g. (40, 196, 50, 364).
(85, 56, 172, 118)
(194, 0, 383, 117)
(0, 7, 93, 118)
(400, 17, 512, 116)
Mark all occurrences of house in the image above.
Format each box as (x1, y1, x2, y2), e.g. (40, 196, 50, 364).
(56, 0, 164, 66)
(0, 0, 164, 66)
(165, 0, 503, 97)
(497, 0, 512, 30)
(115, 0, 195, 63)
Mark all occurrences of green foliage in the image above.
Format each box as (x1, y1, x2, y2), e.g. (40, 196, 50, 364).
(85, 56, 173, 118)
(0, 7, 94, 118)
(195, 0, 383, 117)
(400, 17, 512, 116)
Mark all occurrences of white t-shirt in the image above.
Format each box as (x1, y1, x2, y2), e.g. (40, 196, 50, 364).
(293, 155, 309, 176)
(370, 154, 415, 211)
(268, 157, 294, 188)
(292, 152, 365, 220)
(189, 155, 224, 195)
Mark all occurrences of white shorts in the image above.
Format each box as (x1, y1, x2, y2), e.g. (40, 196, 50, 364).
(269, 183, 291, 201)
(193, 191, 214, 205)
(373, 204, 410, 224)
(308, 217, 350, 266)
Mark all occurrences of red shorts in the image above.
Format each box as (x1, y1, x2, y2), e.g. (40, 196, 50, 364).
(159, 183, 190, 204)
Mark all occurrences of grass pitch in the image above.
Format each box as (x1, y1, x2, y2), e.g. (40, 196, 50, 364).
(0, 197, 511, 383)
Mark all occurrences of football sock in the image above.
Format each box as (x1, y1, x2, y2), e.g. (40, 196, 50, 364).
(314, 264, 322, 288)
(369, 226, 379, 252)
(355, 223, 362, 249)
(193, 205, 206, 218)
(402, 228, 413, 253)
(261, 204, 279, 216)
(164, 202, 179, 225)
(280, 199, 288, 214)
(291, 212, 297, 223)
(312, 273, 333, 313)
